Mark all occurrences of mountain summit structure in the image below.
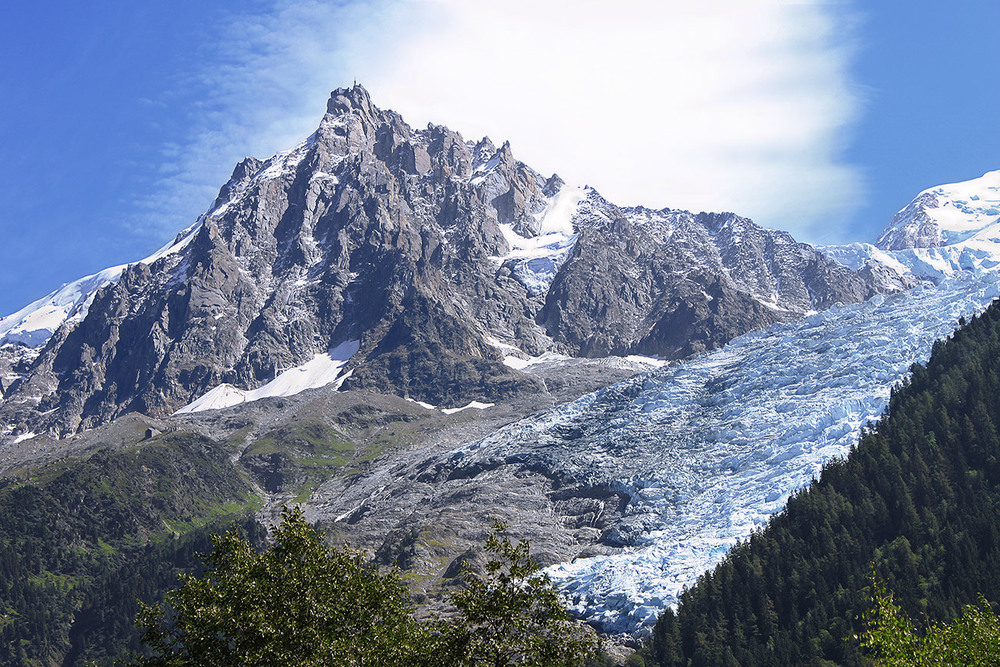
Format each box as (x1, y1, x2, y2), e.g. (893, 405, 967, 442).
(2, 85, 1000, 652)
(0, 85, 886, 439)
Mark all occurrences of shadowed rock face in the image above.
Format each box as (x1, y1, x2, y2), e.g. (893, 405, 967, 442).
(1, 85, 887, 438)
(541, 204, 881, 358)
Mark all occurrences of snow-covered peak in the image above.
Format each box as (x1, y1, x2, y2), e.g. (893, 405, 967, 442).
(0, 221, 203, 348)
(877, 170, 1000, 251)
(471, 137, 498, 172)
(0, 127, 322, 351)
(820, 170, 1000, 285)
(209, 136, 318, 219)
(0, 265, 127, 347)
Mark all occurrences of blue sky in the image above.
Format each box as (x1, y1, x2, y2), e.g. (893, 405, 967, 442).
(1, 1, 998, 316)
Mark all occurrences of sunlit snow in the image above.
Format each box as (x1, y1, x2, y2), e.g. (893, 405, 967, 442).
(11, 432, 37, 445)
(495, 186, 586, 295)
(911, 169, 1000, 240)
(0, 221, 202, 347)
(175, 340, 359, 414)
(440, 401, 495, 415)
(403, 397, 494, 414)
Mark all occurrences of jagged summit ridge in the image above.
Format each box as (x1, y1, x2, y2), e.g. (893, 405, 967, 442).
(0, 84, 885, 440)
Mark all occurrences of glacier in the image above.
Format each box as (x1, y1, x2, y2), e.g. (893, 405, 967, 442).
(438, 271, 1000, 635)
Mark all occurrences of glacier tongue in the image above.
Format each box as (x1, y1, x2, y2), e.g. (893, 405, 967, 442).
(508, 272, 1000, 635)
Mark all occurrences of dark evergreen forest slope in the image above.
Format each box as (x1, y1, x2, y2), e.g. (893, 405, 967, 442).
(641, 301, 1000, 666)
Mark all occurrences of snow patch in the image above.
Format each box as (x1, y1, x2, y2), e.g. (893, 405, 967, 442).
(534, 184, 586, 236)
(495, 185, 586, 295)
(441, 401, 495, 415)
(624, 355, 669, 368)
(175, 340, 360, 414)
(502, 351, 572, 370)
(402, 397, 493, 414)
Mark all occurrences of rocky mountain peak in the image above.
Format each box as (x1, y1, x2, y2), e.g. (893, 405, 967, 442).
(0, 84, 892, 440)
(325, 83, 377, 117)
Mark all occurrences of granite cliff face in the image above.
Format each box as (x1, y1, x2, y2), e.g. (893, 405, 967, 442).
(0, 85, 886, 440)
(542, 204, 878, 358)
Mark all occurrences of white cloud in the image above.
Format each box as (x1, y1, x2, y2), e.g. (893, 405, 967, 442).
(139, 0, 863, 244)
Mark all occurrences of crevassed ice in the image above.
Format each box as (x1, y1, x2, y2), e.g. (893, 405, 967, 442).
(467, 272, 1000, 635)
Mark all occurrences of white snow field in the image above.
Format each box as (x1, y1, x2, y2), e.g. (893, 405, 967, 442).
(175, 340, 360, 414)
(887, 169, 1000, 244)
(0, 221, 202, 346)
(824, 170, 1000, 281)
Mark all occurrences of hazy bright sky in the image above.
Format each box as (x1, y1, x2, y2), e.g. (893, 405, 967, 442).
(1, 1, 998, 315)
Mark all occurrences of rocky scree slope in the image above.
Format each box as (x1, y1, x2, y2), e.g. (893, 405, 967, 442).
(0, 85, 884, 440)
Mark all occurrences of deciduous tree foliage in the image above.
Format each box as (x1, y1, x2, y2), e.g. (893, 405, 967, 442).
(440, 520, 600, 666)
(134, 509, 600, 666)
(861, 578, 1000, 666)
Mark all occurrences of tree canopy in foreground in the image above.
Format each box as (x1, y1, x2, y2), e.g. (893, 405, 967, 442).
(134, 507, 602, 666)
(861, 578, 1000, 667)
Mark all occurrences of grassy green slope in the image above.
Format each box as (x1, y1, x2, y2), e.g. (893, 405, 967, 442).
(0, 432, 261, 666)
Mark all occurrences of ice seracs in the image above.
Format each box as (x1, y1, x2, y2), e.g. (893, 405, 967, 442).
(531, 271, 1000, 635)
